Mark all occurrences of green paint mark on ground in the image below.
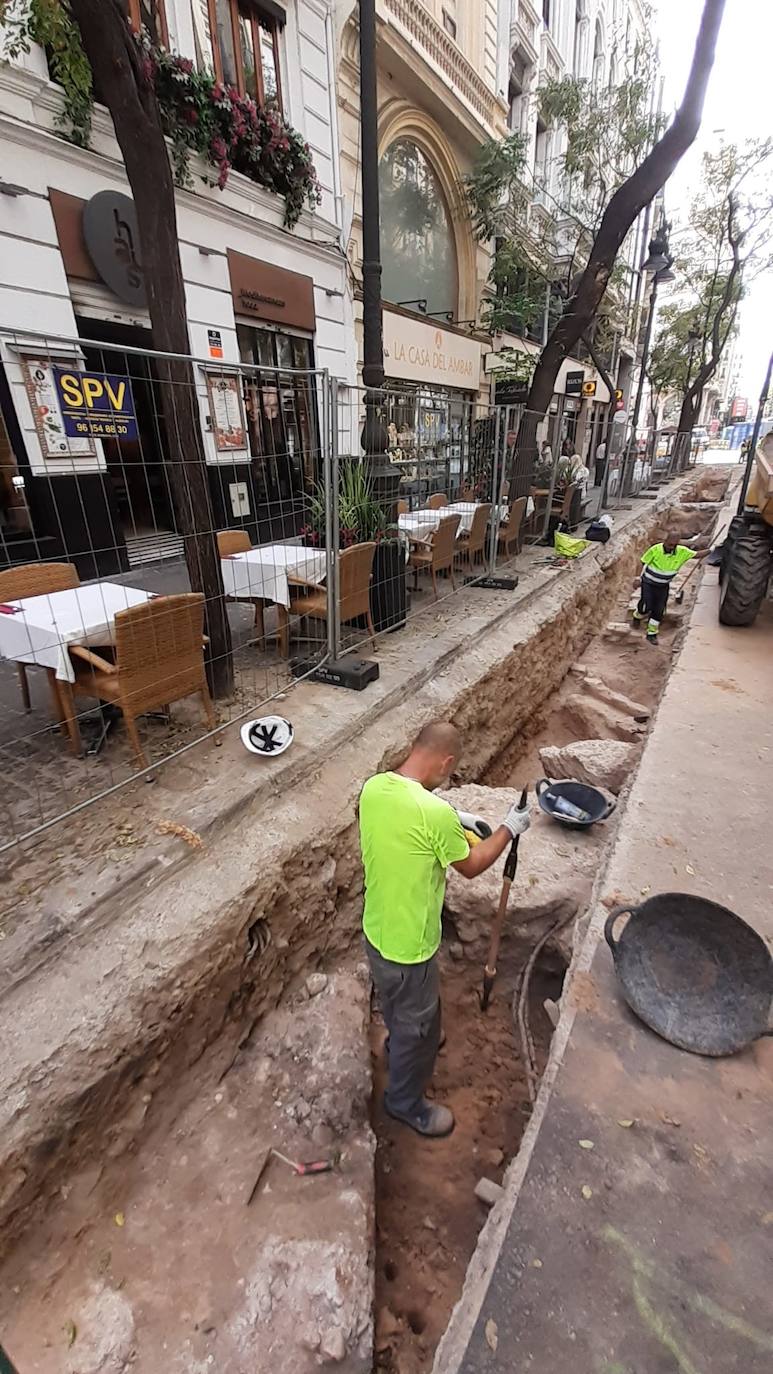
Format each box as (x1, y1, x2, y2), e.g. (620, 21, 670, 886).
(604, 1226, 773, 1353)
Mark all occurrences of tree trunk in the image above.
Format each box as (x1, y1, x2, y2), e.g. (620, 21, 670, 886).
(511, 0, 726, 497)
(69, 0, 233, 696)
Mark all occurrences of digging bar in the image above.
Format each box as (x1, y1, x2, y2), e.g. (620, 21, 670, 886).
(480, 785, 528, 1012)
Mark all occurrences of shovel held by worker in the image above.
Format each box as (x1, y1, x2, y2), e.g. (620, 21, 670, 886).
(481, 785, 528, 1012)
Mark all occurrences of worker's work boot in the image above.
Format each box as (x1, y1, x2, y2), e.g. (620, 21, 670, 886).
(385, 1098, 455, 1138)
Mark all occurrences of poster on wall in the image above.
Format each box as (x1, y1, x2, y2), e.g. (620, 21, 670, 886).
(206, 372, 247, 451)
(21, 357, 96, 459)
(53, 368, 138, 441)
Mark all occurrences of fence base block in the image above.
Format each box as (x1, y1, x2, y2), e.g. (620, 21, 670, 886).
(290, 654, 380, 691)
(464, 575, 519, 591)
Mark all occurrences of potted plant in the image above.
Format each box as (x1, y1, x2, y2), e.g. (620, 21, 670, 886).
(302, 462, 406, 635)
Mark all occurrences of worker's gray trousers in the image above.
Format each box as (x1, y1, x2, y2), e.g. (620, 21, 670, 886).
(365, 939, 441, 1117)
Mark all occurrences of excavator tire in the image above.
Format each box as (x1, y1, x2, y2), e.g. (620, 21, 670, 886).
(719, 525, 771, 626)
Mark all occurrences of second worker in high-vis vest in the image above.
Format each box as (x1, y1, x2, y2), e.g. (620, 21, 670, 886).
(633, 534, 697, 643)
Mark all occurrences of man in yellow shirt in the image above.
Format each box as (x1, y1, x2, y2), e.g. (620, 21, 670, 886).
(359, 721, 530, 1138)
(633, 532, 696, 643)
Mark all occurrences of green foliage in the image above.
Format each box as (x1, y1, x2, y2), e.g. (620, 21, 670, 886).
(305, 463, 393, 549)
(1, 0, 92, 145)
(0, 1, 320, 228)
(651, 138, 773, 403)
(465, 52, 660, 346)
(465, 132, 529, 241)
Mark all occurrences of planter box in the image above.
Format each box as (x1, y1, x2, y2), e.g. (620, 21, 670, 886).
(370, 541, 407, 634)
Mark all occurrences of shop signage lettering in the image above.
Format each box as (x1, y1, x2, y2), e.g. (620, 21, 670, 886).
(384, 312, 481, 389)
(82, 191, 147, 309)
(565, 370, 585, 395)
(390, 341, 474, 380)
(54, 369, 138, 440)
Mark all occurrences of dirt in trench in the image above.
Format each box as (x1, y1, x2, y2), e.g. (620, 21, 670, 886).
(371, 953, 562, 1373)
(371, 571, 697, 1373)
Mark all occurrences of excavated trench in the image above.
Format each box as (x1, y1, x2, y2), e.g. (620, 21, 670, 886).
(0, 479, 726, 1373)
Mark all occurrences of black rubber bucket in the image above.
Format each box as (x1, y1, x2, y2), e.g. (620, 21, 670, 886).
(605, 892, 773, 1056)
(536, 777, 615, 828)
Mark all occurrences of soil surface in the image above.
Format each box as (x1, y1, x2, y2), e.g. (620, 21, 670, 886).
(371, 955, 560, 1374)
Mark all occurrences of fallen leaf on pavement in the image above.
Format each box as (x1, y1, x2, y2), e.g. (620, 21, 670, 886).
(64, 1319, 77, 1348)
(578, 1139, 595, 1150)
(114, 1212, 125, 1228)
(617, 1119, 635, 1129)
(485, 1318, 498, 1352)
(660, 1113, 681, 1127)
(686, 864, 696, 876)
(157, 820, 203, 849)
(531, 1258, 543, 1268)
(581, 1185, 593, 1200)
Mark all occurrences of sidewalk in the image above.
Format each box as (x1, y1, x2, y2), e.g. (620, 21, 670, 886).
(437, 568, 773, 1372)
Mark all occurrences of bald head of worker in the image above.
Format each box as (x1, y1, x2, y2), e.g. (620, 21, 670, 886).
(662, 529, 679, 554)
(399, 721, 462, 791)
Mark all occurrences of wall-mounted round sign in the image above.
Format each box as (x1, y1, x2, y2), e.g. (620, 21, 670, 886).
(82, 191, 147, 309)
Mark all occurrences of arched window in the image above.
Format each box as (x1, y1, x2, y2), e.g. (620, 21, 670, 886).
(378, 140, 458, 318)
(592, 20, 605, 88)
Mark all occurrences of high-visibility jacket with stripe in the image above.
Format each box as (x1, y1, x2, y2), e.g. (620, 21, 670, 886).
(640, 543, 695, 586)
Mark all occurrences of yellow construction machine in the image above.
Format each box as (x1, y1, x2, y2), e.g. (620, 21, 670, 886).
(719, 366, 773, 627)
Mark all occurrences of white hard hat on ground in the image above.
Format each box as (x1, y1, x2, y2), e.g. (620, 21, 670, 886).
(240, 716, 294, 756)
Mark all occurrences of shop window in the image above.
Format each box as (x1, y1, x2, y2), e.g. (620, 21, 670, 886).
(442, 9, 457, 39)
(236, 325, 317, 505)
(209, 0, 283, 110)
(378, 140, 458, 319)
(127, 0, 169, 47)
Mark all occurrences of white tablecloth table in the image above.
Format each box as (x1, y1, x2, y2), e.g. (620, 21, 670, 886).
(220, 544, 328, 609)
(398, 500, 531, 541)
(0, 582, 152, 683)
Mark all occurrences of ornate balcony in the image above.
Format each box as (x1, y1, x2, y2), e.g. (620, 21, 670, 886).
(383, 0, 502, 129)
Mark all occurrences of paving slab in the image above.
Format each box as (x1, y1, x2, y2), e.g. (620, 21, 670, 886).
(437, 567, 773, 1373)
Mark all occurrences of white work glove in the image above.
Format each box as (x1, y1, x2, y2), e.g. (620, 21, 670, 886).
(502, 798, 531, 838)
(456, 810, 492, 841)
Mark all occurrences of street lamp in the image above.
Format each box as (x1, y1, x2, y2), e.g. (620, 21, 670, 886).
(358, 0, 398, 512)
(622, 225, 675, 493)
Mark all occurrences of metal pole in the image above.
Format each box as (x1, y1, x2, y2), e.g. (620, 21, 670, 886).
(487, 405, 503, 574)
(737, 349, 773, 514)
(323, 373, 340, 661)
(358, 0, 399, 522)
(623, 273, 659, 495)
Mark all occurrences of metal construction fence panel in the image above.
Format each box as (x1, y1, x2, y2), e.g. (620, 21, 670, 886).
(0, 329, 335, 851)
(0, 332, 692, 851)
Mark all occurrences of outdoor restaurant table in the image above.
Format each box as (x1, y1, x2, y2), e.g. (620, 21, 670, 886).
(220, 542, 328, 657)
(0, 582, 152, 684)
(219, 543, 327, 608)
(398, 498, 533, 540)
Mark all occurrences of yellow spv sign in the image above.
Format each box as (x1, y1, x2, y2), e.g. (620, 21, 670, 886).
(54, 369, 138, 440)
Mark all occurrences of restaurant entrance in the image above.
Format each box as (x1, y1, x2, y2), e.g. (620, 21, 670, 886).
(76, 318, 180, 566)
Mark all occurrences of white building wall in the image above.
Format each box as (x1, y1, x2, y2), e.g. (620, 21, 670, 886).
(0, 0, 355, 479)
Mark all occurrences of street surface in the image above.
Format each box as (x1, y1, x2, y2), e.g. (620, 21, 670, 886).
(441, 559, 773, 1373)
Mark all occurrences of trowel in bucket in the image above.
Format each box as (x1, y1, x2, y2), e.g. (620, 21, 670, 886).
(480, 785, 528, 1012)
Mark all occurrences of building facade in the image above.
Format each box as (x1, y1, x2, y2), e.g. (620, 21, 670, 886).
(0, 0, 354, 573)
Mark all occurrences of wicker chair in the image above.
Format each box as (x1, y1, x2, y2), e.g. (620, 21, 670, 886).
(552, 481, 578, 522)
(409, 513, 461, 599)
(497, 496, 528, 559)
(455, 503, 492, 574)
(67, 593, 215, 767)
(427, 492, 448, 509)
(0, 561, 80, 712)
(216, 529, 251, 557)
(288, 541, 376, 655)
(216, 528, 266, 643)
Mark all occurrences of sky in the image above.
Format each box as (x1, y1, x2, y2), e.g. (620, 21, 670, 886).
(653, 0, 773, 400)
